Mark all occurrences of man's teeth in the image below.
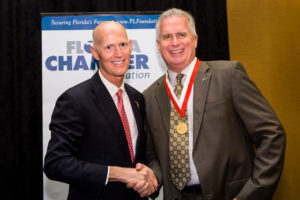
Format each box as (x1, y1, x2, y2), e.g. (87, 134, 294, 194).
(112, 61, 123, 64)
(171, 49, 183, 54)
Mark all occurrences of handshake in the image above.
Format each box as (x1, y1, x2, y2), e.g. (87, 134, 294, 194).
(109, 163, 158, 197)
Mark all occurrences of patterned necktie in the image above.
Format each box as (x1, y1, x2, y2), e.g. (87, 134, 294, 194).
(169, 73, 191, 190)
(116, 89, 135, 163)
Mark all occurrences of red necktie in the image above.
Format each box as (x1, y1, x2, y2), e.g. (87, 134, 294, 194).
(116, 89, 135, 163)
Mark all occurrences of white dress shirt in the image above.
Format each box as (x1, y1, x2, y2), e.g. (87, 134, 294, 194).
(167, 57, 200, 186)
(99, 70, 138, 184)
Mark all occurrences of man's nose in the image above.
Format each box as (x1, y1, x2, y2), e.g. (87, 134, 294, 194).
(171, 36, 178, 46)
(114, 47, 122, 57)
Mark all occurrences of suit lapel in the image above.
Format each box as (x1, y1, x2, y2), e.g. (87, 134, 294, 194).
(193, 61, 211, 147)
(155, 76, 171, 136)
(90, 73, 132, 165)
(125, 85, 143, 134)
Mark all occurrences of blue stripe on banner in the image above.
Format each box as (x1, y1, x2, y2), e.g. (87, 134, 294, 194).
(42, 15, 159, 30)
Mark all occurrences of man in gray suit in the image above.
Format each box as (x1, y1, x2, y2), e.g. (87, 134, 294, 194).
(143, 8, 285, 200)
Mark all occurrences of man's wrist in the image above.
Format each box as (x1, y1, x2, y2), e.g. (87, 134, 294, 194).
(108, 166, 132, 183)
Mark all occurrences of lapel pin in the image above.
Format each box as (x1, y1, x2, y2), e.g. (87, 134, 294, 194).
(202, 77, 208, 82)
(135, 101, 140, 109)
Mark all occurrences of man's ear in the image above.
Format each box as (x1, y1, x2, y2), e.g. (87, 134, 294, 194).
(90, 46, 100, 60)
(193, 34, 198, 48)
(156, 40, 161, 52)
(128, 39, 132, 52)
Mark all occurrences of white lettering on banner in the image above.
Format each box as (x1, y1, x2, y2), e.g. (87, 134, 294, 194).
(72, 19, 93, 25)
(93, 19, 105, 25)
(51, 19, 71, 26)
(129, 18, 157, 24)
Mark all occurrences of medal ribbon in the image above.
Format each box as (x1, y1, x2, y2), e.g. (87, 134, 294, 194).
(165, 58, 200, 118)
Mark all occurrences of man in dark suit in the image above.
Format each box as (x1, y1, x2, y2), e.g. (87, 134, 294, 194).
(44, 21, 157, 200)
(143, 8, 286, 200)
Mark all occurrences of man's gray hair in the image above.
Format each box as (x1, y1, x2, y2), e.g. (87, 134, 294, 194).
(156, 8, 197, 41)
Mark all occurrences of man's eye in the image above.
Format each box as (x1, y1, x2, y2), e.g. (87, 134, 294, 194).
(178, 32, 187, 37)
(106, 46, 111, 50)
(162, 34, 171, 39)
(121, 43, 127, 47)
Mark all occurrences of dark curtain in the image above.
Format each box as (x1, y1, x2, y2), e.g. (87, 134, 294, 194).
(0, 0, 229, 199)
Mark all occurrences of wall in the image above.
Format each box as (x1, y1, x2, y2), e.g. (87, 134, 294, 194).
(227, 1, 300, 199)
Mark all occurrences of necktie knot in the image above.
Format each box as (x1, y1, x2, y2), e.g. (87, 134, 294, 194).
(174, 73, 184, 98)
(176, 73, 184, 84)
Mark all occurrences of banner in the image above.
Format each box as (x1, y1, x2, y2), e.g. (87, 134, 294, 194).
(42, 13, 164, 200)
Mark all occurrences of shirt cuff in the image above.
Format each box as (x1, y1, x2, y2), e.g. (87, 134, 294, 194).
(105, 166, 110, 185)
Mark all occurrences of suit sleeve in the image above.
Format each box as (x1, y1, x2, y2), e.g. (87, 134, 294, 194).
(143, 87, 163, 198)
(44, 91, 108, 194)
(145, 120, 163, 199)
(231, 62, 286, 200)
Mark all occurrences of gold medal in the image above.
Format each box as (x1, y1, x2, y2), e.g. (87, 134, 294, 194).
(176, 122, 188, 134)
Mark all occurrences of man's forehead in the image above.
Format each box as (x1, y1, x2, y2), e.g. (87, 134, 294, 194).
(99, 36, 129, 46)
(98, 30, 128, 44)
(160, 29, 189, 37)
(161, 30, 188, 34)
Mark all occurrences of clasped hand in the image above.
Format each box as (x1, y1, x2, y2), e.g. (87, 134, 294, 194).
(126, 163, 158, 197)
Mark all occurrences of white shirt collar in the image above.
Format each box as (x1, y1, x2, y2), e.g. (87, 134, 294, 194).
(165, 57, 197, 108)
(167, 57, 197, 87)
(98, 70, 125, 97)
